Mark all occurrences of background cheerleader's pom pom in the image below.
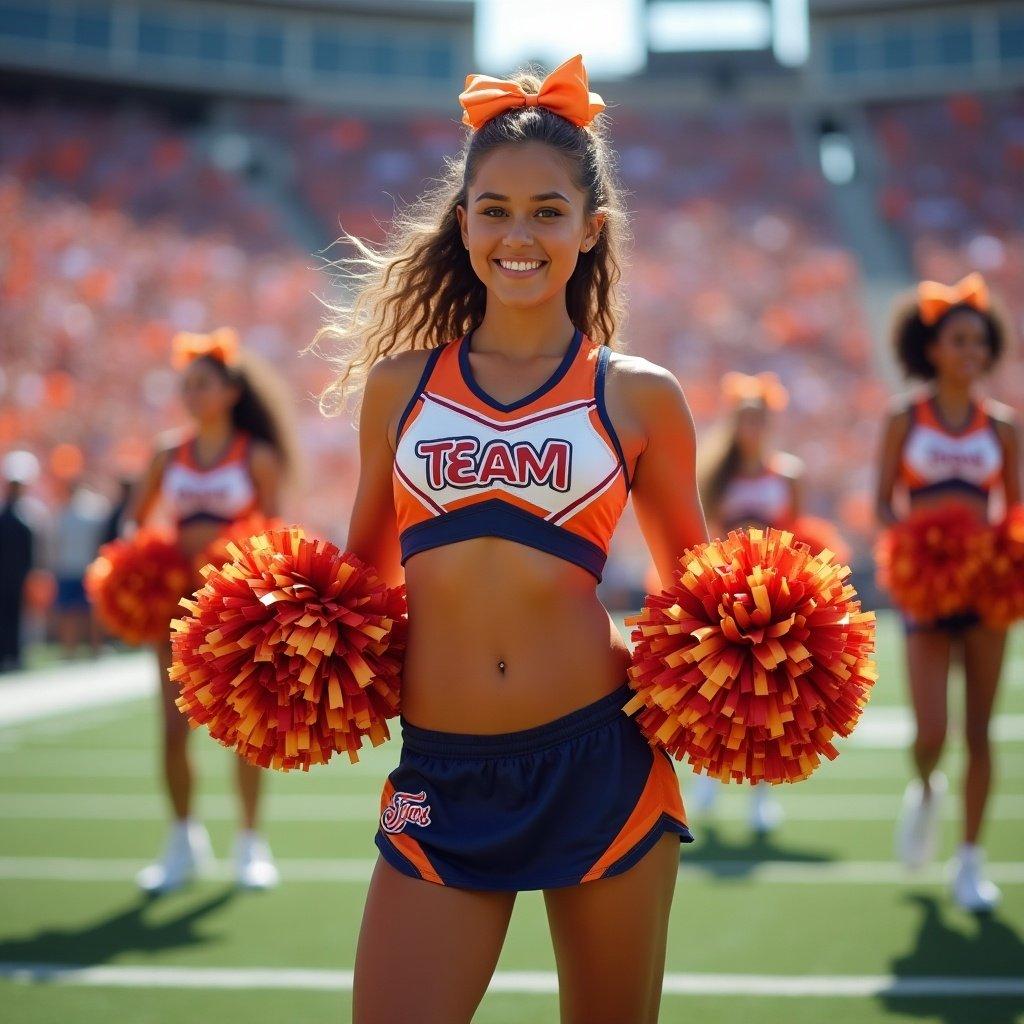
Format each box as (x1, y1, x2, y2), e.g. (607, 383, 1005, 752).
(788, 515, 851, 566)
(84, 529, 192, 645)
(170, 526, 406, 771)
(193, 512, 285, 577)
(624, 527, 877, 785)
(874, 505, 990, 621)
(976, 504, 1024, 629)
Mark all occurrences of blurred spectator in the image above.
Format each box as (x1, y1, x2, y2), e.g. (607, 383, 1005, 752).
(50, 476, 109, 659)
(0, 451, 39, 671)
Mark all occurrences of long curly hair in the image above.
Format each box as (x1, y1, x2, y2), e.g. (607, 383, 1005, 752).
(310, 66, 629, 415)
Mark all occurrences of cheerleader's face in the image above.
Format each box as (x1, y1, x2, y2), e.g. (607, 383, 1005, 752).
(735, 405, 768, 458)
(180, 358, 240, 424)
(926, 309, 992, 384)
(456, 142, 604, 311)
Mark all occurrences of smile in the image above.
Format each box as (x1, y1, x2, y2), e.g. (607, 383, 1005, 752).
(494, 259, 546, 275)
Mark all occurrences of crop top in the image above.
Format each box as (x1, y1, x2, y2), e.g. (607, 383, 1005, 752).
(161, 432, 258, 529)
(392, 330, 630, 581)
(897, 396, 1003, 504)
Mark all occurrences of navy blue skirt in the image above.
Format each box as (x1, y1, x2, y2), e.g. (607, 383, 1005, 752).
(375, 684, 693, 891)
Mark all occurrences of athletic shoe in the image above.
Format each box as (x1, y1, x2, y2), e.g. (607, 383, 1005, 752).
(749, 782, 783, 834)
(233, 831, 280, 890)
(136, 819, 213, 894)
(952, 845, 1001, 913)
(896, 771, 947, 869)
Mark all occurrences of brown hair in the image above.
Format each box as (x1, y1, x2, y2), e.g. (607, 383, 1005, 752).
(310, 66, 629, 414)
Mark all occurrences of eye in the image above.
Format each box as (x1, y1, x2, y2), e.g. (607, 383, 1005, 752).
(480, 206, 507, 217)
(536, 208, 562, 218)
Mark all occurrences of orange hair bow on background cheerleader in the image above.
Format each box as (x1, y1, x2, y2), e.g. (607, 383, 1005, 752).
(875, 272, 1020, 913)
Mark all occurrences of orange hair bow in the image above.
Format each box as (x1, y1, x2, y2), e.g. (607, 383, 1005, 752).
(459, 54, 605, 131)
(917, 272, 989, 326)
(171, 328, 240, 371)
(721, 371, 789, 412)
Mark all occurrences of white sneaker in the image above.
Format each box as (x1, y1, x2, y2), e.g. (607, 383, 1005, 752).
(896, 771, 947, 870)
(136, 819, 213, 894)
(952, 845, 1001, 913)
(233, 831, 280, 890)
(690, 772, 719, 815)
(750, 782, 783, 835)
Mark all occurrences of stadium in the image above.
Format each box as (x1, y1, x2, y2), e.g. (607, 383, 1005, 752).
(0, 0, 1021, 1021)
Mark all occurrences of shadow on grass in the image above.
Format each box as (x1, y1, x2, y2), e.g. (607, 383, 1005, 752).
(682, 822, 835, 879)
(0, 885, 238, 967)
(877, 893, 1024, 1023)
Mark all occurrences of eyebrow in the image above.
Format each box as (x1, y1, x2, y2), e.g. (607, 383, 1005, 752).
(474, 191, 571, 203)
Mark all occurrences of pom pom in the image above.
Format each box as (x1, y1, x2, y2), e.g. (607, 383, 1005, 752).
(875, 505, 990, 621)
(85, 529, 193, 645)
(624, 527, 876, 785)
(193, 512, 285, 577)
(976, 504, 1024, 629)
(170, 526, 406, 771)
(788, 515, 851, 566)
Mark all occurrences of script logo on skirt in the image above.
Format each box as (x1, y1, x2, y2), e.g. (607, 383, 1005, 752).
(380, 789, 432, 834)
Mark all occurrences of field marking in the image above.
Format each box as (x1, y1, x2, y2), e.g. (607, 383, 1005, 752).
(1, 963, 1021, 997)
(0, 792, 1020, 822)
(0, 856, 1023, 886)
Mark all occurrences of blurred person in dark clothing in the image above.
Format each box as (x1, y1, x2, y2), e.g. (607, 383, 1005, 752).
(0, 452, 39, 672)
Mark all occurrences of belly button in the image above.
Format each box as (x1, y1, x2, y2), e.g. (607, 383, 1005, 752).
(497, 660, 506, 674)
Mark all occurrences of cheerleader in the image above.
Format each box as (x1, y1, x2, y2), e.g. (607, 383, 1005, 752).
(126, 329, 298, 893)
(875, 274, 1019, 911)
(693, 371, 801, 833)
(315, 56, 706, 1023)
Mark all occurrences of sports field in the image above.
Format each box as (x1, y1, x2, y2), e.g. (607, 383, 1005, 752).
(1, 610, 1022, 1024)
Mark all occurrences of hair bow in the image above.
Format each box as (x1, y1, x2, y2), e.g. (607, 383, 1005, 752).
(917, 272, 989, 326)
(171, 328, 240, 371)
(459, 54, 605, 131)
(721, 371, 789, 412)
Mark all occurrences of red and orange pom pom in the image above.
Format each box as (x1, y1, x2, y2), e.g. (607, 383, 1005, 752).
(193, 512, 285, 577)
(624, 527, 876, 785)
(788, 515, 851, 566)
(875, 505, 990, 621)
(170, 526, 406, 771)
(84, 529, 192, 645)
(977, 505, 1024, 629)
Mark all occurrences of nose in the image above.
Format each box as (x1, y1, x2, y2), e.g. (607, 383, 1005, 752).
(502, 216, 534, 248)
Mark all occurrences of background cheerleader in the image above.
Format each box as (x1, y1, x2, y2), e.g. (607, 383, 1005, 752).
(690, 371, 803, 833)
(875, 273, 1019, 911)
(124, 329, 299, 893)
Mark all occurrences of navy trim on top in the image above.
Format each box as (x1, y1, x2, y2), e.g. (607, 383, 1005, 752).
(459, 328, 583, 414)
(399, 498, 607, 581)
(395, 346, 445, 443)
(594, 344, 631, 491)
(908, 479, 988, 501)
(928, 395, 977, 436)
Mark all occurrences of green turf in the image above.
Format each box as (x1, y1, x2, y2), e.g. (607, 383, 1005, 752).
(1, 611, 1022, 1024)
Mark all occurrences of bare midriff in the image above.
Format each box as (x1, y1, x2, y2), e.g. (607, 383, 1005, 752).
(401, 537, 632, 734)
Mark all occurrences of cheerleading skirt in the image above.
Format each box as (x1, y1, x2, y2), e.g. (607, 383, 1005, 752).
(902, 610, 981, 635)
(374, 683, 693, 891)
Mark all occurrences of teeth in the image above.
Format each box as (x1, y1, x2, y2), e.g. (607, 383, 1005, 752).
(498, 259, 543, 272)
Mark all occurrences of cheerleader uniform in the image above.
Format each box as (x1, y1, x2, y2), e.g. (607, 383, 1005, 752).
(160, 431, 259, 533)
(897, 395, 1004, 633)
(377, 329, 692, 890)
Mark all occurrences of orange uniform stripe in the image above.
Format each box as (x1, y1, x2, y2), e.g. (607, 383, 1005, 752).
(580, 750, 688, 883)
(378, 780, 444, 885)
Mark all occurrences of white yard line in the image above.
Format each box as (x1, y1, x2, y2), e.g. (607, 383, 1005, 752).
(0, 856, 1022, 886)
(0, 962, 1020, 997)
(0, 792, 1020, 822)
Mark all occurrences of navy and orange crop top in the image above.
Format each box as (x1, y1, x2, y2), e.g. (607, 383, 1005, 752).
(392, 330, 630, 580)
